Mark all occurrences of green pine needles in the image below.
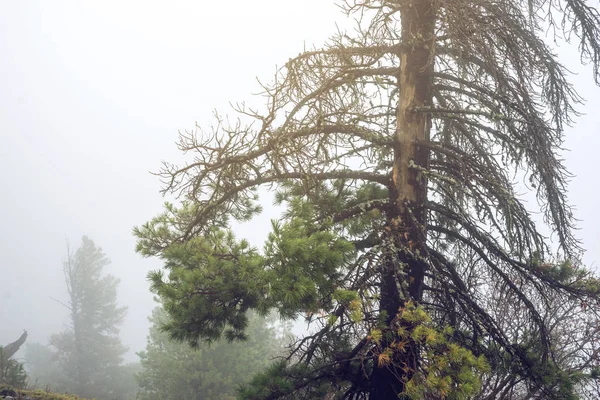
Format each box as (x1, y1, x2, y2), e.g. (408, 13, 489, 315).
(136, 0, 600, 398)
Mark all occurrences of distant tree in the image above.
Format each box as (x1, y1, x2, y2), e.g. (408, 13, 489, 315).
(50, 236, 128, 400)
(136, 306, 288, 400)
(135, 0, 600, 398)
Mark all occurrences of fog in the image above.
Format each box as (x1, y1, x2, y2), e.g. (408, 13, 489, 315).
(1, 0, 598, 365)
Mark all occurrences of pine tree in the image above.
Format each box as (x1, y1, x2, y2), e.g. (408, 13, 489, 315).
(135, 1, 600, 398)
(50, 236, 128, 399)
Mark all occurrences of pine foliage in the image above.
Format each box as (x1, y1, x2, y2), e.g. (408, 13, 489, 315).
(135, 0, 600, 398)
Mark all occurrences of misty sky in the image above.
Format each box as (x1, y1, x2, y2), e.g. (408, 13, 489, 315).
(1, 1, 598, 362)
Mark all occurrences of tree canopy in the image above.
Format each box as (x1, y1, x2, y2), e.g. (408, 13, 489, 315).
(135, 0, 600, 398)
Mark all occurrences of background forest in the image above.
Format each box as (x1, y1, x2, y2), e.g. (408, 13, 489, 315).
(2, 237, 288, 400)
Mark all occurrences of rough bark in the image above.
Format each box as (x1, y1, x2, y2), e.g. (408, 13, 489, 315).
(371, 1, 437, 398)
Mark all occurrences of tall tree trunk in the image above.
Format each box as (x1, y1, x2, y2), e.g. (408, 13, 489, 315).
(66, 253, 85, 395)
(73, 305, 85, 395)
(371, 1, 437, 398)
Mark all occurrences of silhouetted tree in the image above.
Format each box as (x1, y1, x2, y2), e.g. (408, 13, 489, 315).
(50, 236, 127, 399)
(136, 0, 600, 398)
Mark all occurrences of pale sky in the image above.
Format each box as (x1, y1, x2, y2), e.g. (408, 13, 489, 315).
(0, 1, 598, 361)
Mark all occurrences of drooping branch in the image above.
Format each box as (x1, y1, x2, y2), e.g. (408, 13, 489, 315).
(135, 0, 600, 397)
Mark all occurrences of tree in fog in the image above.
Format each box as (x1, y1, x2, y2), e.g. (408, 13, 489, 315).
(23, 343, 62, 390)
(50, 236, 128, 399)
(136, 0, 600, 398)
(24, 343, 139, 399)
(136, 307, 288, 400)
